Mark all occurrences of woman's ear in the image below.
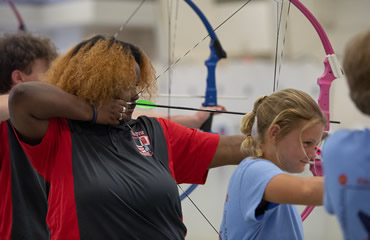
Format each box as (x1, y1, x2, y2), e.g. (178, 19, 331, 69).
(267, 124, 280, 143)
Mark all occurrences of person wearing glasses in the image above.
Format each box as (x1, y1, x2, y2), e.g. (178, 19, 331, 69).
(8, 35, 246, 240)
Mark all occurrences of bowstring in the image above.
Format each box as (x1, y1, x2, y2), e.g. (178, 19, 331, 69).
(166, 0, 180, 120)
(165, 2, 253, 239)
(274, 1, 325, 222)
(155, 0, 251, 81)
(273, 0, 291, 92)
(166, 1, 221, 234)
(113, 0, 146, 39)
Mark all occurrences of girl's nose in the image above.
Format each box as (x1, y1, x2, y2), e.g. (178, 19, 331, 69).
(306, 148, 317, 160)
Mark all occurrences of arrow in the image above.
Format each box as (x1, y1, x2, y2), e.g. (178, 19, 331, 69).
(128, 100, 341, 124)
(128, 100, 245, 115)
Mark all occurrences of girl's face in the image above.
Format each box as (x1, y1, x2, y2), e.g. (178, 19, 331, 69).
(274, 122, 324, 173)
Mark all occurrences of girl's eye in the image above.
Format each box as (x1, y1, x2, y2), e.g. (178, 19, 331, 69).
(303, 141, 312, 147)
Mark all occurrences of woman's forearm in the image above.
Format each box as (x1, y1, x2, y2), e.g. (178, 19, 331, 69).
(209, 135, 247, 168)
(9, 82, 125, 142)
(9, 82, 93, 121)
(9, 82, 93, 141)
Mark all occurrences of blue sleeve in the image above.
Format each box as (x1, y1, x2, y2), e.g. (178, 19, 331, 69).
(322, 129, 370, 239)
(322, 129, 355, 214)
(239, 160, 284, 222)
(323, 184, 335, 214)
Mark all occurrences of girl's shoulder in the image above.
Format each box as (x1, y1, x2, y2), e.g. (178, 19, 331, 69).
(239, 157, 281, 173)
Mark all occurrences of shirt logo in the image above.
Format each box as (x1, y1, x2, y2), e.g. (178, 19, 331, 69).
(132, 131, 152, 156)
(339, 174, 347, 185)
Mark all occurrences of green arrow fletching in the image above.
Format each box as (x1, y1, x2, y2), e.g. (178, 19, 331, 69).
(135, 99, 157, 109)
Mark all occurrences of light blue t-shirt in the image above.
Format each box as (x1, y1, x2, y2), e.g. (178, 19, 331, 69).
(219, 158, 303, 240)
(323, 129, 370, 240)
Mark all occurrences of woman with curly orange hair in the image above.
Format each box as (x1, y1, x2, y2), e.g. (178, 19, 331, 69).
(9, 35, 246, 239)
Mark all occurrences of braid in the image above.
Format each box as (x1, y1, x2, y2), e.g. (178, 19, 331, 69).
(240, 96, 267, 158)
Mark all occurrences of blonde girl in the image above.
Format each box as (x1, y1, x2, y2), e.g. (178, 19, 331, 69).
(219, 88, 326, 240)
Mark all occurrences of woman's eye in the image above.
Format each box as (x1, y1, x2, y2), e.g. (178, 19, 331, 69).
(303, 142, 312, 147)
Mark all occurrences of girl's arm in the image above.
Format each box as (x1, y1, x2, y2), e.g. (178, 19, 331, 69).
(9, 81, 124, 144)
(264, 174, 323, 206)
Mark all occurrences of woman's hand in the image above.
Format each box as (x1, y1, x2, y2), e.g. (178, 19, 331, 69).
(96, 99, 128, 125)
(194, 105, 227, 126)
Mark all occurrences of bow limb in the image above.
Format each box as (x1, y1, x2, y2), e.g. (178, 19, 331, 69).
(184, 0, 227, 108)
(5, 0, 26, 32)
(185, 0, 227, 131)
(288, 0, 343, 221)
(290, 0, 342, 131)
(179, 0, 227, 201)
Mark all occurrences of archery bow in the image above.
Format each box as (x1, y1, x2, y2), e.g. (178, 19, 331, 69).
(162, 0, 341, 223)
(276, 0, 343, 221)
(177, 0, 227, 202)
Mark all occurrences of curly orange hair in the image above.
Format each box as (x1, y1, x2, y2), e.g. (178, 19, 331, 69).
(43, 35, 156, 107)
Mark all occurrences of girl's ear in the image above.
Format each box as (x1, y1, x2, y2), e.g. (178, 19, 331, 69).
(267, 124, 280, 143)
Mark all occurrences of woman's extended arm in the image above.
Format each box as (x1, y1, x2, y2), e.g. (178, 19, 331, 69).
(9, 81, 124, 143)
(209, 135, 247, 168)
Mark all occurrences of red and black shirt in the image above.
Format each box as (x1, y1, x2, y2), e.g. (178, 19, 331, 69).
(0, 120, 49, 240)
(19, 116, 219, 240)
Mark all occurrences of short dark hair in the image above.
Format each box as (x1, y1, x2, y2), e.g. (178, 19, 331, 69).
(0, 33, 58, 94)
(342, 29, 370, 115)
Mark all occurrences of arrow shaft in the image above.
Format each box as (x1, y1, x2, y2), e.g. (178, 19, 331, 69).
(140, 103, 246, 115)
(131, 102, 246, 115)
(130, 102, 341, 124)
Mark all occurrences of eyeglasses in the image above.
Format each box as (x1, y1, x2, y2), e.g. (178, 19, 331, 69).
(133, 87, 145, 99)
